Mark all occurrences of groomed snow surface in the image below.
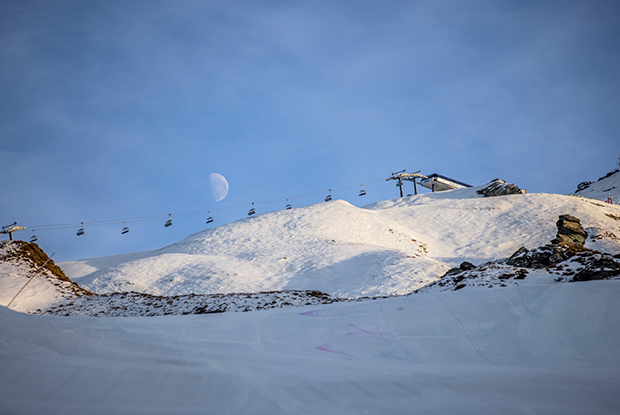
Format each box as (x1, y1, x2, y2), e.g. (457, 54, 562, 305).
(2, 182, 620, 413)
(2, 282, 620, 414)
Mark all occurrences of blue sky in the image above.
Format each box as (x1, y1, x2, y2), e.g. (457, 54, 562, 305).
(2, 0, 619, 261)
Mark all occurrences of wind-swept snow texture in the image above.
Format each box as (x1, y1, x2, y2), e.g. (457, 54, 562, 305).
(2, 282, 620, 414)
(60, 185, 620, 301)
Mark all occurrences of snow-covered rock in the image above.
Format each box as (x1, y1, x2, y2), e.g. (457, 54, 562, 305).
(417, 248, 620, 294)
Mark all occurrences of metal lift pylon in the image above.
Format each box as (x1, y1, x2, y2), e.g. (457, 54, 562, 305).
(1, 222, 26, 241)
(387, 170, 428, 197)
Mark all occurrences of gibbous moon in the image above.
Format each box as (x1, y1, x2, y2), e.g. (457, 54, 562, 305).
(210, 173, 229, 202)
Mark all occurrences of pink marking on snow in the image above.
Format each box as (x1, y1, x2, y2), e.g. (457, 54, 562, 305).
(345, 324, 389, 341)
(346, 323, 375, 336)
(300, 310, 346, 317)
(316, 344, 355, 358)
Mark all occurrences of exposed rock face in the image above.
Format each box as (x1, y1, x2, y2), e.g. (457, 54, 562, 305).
(551, 214, 588, 247)
(476, 179, 525, 197)
(506, 245, 571, 269)
(576, 181, 592, 192)
(0, 240, 69, 281)
(506, 215, 588, 268)
(423, 212, 618, 293)
(573, 255, 620, 281)
(442, 261, 476, 277)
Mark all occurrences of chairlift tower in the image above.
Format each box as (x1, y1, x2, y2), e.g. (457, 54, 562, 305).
(1, 222, 26, 241)
(387, 170, 428, 197)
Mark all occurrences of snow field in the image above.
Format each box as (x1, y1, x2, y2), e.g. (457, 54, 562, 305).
(3, 183, 620, 413)
(1, 281, 620, 414)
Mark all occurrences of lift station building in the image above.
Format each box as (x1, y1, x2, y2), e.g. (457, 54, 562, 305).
(419, 173, 472, 192)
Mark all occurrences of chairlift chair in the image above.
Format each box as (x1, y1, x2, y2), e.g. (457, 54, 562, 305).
(248, 202, 256, 216)
(164, 214, 172, 227)
(121, 222, 130, 234)
(325, 189, 332, 202)
(30, 229, 38, 243)
(76, 222, 85, 236)
(285, 199, 292, 210)
(359, 184, 366, 196)
(206, 211, 214, 224)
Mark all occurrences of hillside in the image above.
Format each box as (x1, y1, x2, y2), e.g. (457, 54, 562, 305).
(2, 181, 620, 413)
(62, 199, 447, 298)
(574, 169, 620, 202)
(0, 241, 92, 312)
(56, 181, 620, 305)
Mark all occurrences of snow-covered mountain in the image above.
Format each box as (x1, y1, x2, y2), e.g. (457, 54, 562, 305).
(61, 199, 444, 298)
(56, 180, 620, 303)
(3, 179, 620, 414)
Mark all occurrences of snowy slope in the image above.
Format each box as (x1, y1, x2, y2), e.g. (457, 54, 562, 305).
(0, 241, 91, 313)
(2, 281, 619, 414)
(574, 169, 620, 203)
(3, 183, 620, 413)
(58, 184, 620, 302)
(63, 200, 446, 298)
(366, 184, 620, 263)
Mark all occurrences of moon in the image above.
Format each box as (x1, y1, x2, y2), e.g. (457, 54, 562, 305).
(209, 173, 229, 202)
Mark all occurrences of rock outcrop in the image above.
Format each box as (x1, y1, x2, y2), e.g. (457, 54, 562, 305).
(476, 179, 525, 197)
(506, 245, 571, 269)
(550, 214, 588, 247)
(0, 240, 69, 281)
(506, 214, 588, 268)
(573, 254, 620, 281)
(442, 261, 476, 277)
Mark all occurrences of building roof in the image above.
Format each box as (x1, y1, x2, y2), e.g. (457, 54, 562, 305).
(419, 173, 472, 192)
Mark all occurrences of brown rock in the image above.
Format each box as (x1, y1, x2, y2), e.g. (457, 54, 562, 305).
(551, 214, 588, 247)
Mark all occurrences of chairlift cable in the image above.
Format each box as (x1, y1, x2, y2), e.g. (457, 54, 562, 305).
(19, 175, 388, 233)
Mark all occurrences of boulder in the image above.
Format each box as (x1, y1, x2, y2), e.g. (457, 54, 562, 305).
(575, 181, 592, 193)
(506, 245, 570, 269)
(476, 179, 525, 197)
(442, 261, 477, 277)
(551, 214, 588, 247)
(459, 261, 476, 271)
(573, 255, 620, 281)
